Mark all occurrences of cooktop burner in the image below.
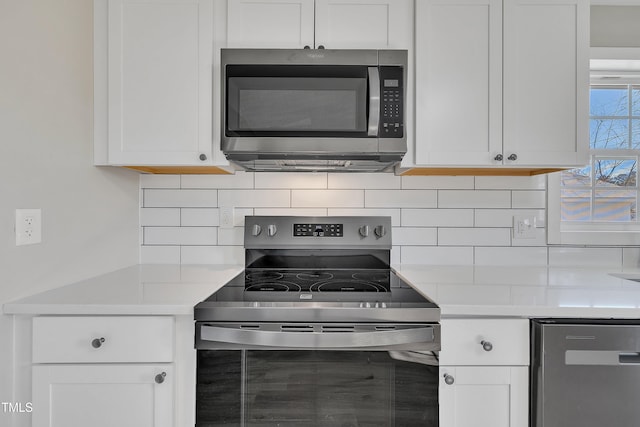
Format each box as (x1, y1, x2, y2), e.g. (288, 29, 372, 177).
(244, 269, 390, 292)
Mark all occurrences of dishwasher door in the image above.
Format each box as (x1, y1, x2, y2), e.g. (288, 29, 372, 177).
(531, 320, 640, 427)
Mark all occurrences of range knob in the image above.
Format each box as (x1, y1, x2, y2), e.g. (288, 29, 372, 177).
(267, 224, 277, 237)
(374, 225, 387, 238)
(251, 224, 262, 236)
(359, 225, 370, 237)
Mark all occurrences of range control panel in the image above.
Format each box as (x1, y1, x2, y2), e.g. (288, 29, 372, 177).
(294, 223, 343, 237)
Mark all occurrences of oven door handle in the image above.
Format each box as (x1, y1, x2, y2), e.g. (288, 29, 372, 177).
(200, 325, 436, 350)
(367, 66, 380, 137)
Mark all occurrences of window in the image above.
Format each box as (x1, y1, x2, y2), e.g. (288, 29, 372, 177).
(548, 64, 640, 245)
(561, 85, 640, 222)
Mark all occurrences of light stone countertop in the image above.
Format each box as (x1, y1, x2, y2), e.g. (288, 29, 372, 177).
(5, 264, 640, 319)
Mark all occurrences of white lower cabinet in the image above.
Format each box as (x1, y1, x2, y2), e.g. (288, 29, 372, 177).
(439, 318, 529, 427)
(31, 316, 175, 427)
(440, 366, 528, 427)
(32, 364, 174, 427)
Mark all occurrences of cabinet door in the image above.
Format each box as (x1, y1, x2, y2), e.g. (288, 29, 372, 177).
(414, 0, 502, 166)
(226, 0, 315, 48)
(107, 0, 213, 165)
(440, 366, 528, 427)
(32, 364, 173, 427)
(503, 0, 589, 167)
(314, 0, 413, 49)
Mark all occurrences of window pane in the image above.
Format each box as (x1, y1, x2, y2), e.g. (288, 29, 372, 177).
(594, 159, 637, 187)
(594, 189, 636, 221)
(561, 188, 591, 221)
(633, 86, 640, 116)
(561, 168, 590, 186)
(590, 87, 629, 116)
(590, 119, 629, 149)
(633, 119, 640, 148)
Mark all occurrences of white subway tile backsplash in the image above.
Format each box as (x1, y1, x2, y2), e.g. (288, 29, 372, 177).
(140, 208, 180, 226)
(136, 172, 626, 269)
(623, 248, 640, 267)
(438, 228, 511, 246)
(512, 190, 545, 209)
(292, 190, 364, 208)
(392, 227, 437, 246)
(181, 208, 220, 226)
(181, 246, 244, 264)
(328, 173, 400, 189)
(254, 208, 326, 217)
(181, 172, 254, 189)
(510, 228, 547, 247)
(365, 190, 437, 208)
(549, 247, 623, 267)
(140, 246, 181, 264)
(140, 174, 180, 189)
(401, 246, 474, 265)
(219, 189, 290, 208)
(144, 189, 217, 208)
(475, 209, 545, 228)
(475, 175, 546, 190)
(328, 208, 401, 226)
(475, 247, 548, 266)
(218, 227, 245, 246)
(401, 209, 473, 227)
(144, 227, 217, 246)
(401, 176, 474, 190)
(256, 172, 327, 189)
(438, 190, 510, 208)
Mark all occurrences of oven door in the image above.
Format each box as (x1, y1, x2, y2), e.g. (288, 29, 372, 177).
(196, 323, 439, 426)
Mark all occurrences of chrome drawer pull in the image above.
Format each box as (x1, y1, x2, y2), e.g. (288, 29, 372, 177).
(481, 340, 493, 352)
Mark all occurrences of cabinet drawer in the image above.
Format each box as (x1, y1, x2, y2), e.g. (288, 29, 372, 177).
(32, 316, 174, 363)
(439, 318, 529, 366)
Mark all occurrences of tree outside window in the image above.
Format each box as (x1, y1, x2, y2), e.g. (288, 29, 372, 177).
(561, 85, 640, 222)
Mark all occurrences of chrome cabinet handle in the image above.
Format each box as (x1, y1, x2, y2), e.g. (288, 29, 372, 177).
(317, 45, 325, 49)
(481, 340, 493, 352)
(494, 154, 503, 161)
(155, 372, 166, 384)
(199, 153, 207, 161)
(443, 374, 455, 385)
(91, 337, 105, 348)
(507, 154, 518, 161)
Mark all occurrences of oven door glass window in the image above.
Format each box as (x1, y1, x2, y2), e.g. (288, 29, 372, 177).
(225, 66, 369, 137)
(197, 350, 438, 426)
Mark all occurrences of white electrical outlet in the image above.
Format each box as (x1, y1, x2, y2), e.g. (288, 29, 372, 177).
(15, 209, 42, 246)
(513, 215, 536, 239)
(220, 206, 235, 229)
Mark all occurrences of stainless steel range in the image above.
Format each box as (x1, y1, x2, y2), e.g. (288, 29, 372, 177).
(194, 216, 440, 426)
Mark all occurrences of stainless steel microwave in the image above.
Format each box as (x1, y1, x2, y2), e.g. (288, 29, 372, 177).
(220, 49, 408, 172)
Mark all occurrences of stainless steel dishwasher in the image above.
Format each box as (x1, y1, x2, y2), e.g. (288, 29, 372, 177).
(531, 319, 640, 427)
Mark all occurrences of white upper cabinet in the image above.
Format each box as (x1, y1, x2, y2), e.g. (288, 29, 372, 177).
(414, 0, 589, 168)
(503, 0, 589, 167)
(227, 0, 315, 48)
(314, 0, 413, 49)
(415, 0, 502, 166)
(226, 0, 413, 50)
(95, 0, 229, 167)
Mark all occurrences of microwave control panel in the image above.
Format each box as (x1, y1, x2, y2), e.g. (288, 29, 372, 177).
(379, 66, 404, 138)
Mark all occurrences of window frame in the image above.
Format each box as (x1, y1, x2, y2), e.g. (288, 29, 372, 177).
(548, 52, 640, 246)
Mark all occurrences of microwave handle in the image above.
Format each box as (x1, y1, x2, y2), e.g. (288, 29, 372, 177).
(367, 67, 380, 136)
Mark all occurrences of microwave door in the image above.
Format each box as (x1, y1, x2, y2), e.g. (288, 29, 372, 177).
(224, 65, 370, 138)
